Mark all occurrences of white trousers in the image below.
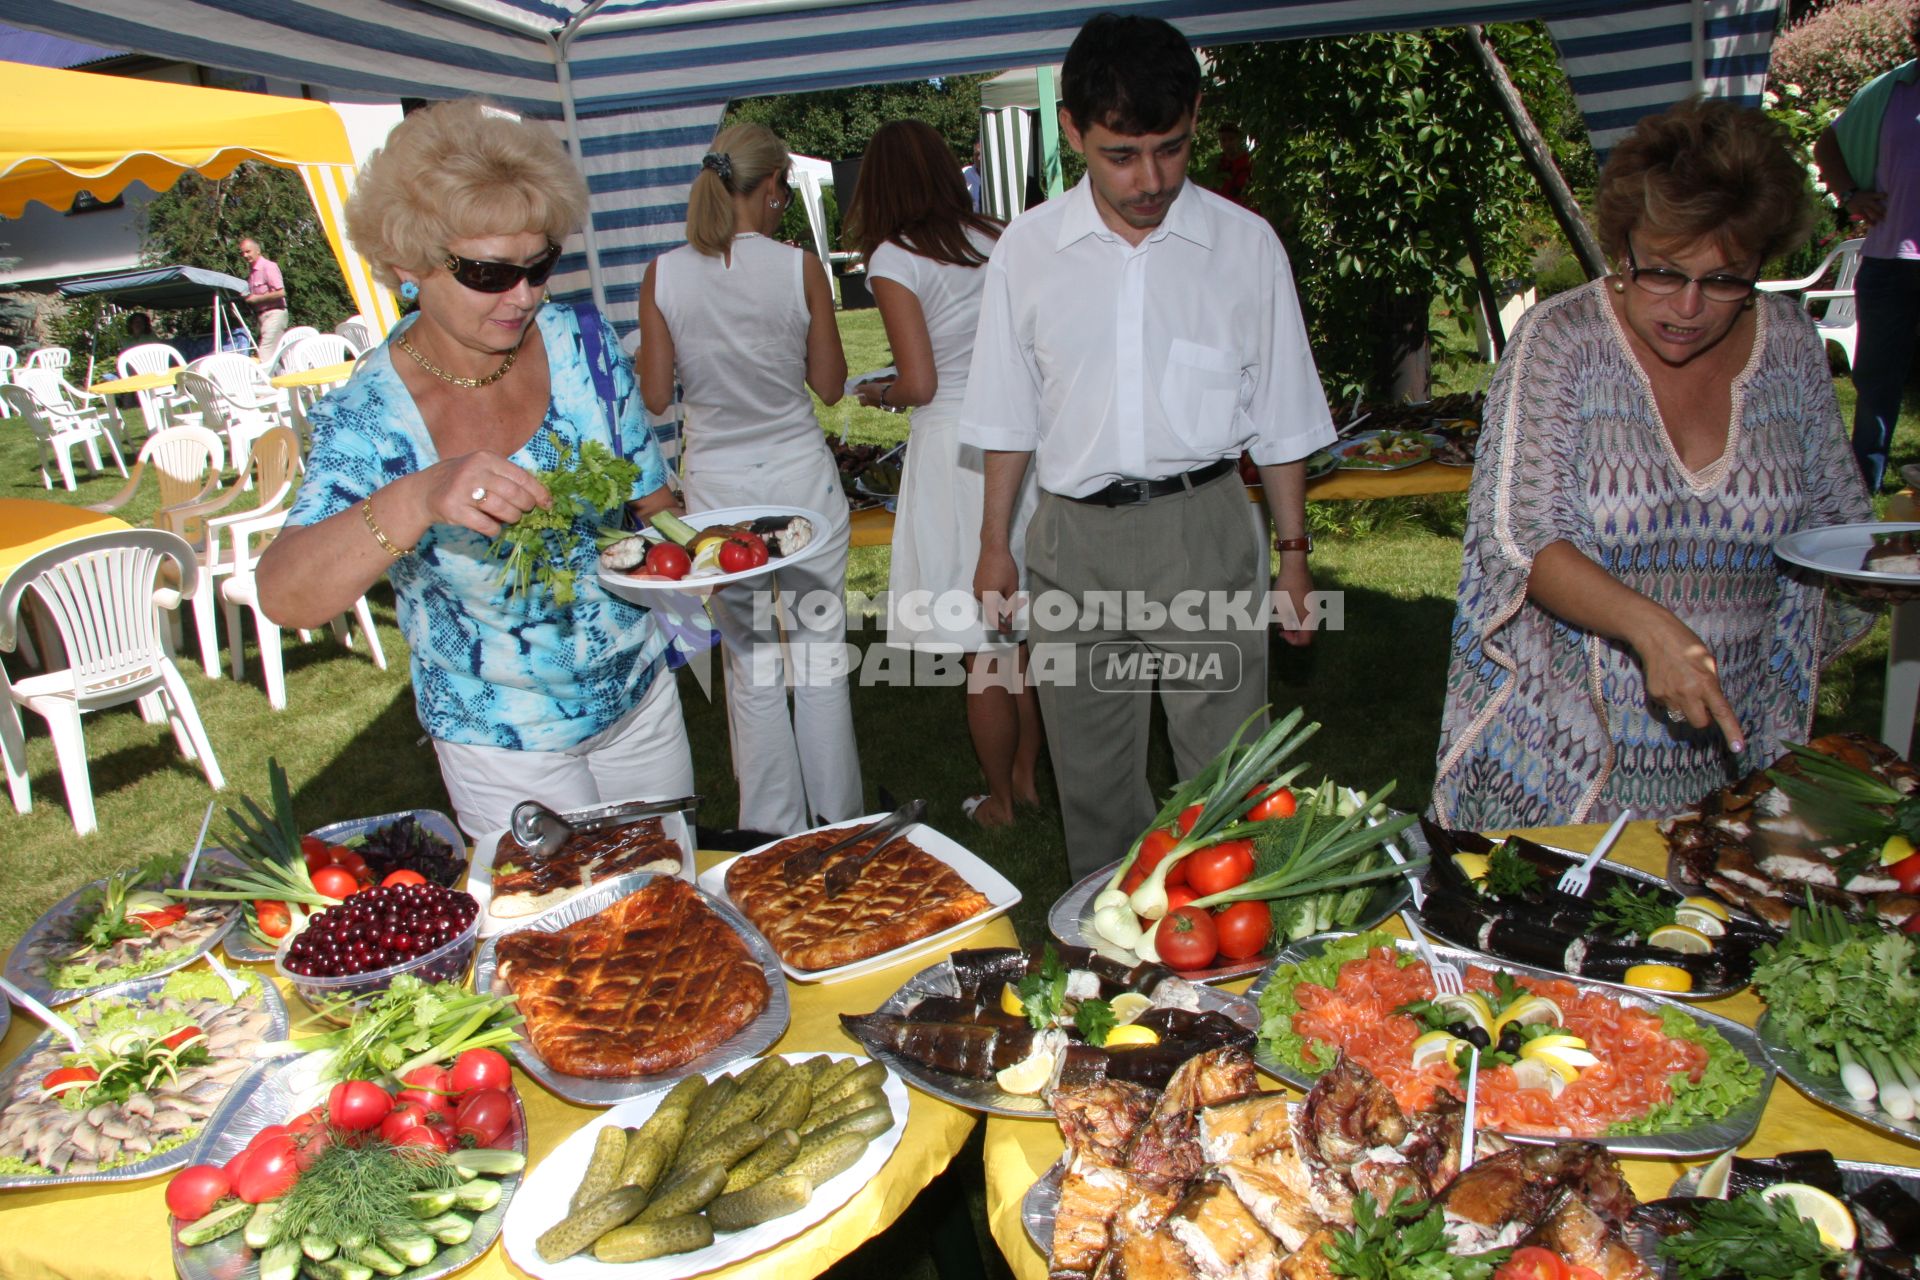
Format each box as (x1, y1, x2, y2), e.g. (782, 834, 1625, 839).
(682, 440, 863, 835)
(433, 671, 696, 838)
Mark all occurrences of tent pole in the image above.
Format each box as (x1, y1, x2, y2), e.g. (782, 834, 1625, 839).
(550, 10, 611, 315)
(1035, 68, 1063, 198)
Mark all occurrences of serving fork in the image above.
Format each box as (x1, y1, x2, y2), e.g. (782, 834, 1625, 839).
(1373, 813, 1464, 997)
(1460, 1050, 1481, 1171)
(1554, 808, 1634, 897)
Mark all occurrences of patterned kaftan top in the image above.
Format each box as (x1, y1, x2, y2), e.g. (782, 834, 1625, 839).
(1431, 280, 1874, 829)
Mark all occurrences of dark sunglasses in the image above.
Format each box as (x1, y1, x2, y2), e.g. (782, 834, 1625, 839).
(1624, 244, 1757, 305)
(441, 241, 563, 293)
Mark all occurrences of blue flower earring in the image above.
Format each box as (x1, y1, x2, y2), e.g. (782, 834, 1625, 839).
(398, 280, 420, 302)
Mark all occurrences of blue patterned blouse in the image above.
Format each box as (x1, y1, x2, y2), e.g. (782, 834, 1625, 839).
(287, 304, 670, 752)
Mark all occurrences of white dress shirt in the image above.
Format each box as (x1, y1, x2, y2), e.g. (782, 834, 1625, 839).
(958, 177, 1334, 499)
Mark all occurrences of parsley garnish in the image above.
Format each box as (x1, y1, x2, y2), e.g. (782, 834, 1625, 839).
(1483, 841, 1542, 897)
(1015, 945, 1068, 1031)
(1323, 1188, 1506, 1279)
(1074, 998, 1116, 1046)
(1657, 1192, 1842, 1280)
(1592, 881, 1677, 940)
(491, 433, 639, 604)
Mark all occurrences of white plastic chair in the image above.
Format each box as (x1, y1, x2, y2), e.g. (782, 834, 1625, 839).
(335, 317, 374, 351)
(115, 342, 188, 436)
(84, 424, 227, 540)
(0, 347, 16, 419)
(24, 347, 70, 371)
(0, 529, 224, 835)
(0, 383, 125, 490)
(281, 334, 359, 371)
(175, 369, 279, 479)
(167, 425, 299, 681)
(1759, 236, 1864, 370)
(269, 327, 321, 374)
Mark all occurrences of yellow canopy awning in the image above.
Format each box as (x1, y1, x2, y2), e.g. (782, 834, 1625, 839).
(0, 63, 399, 335)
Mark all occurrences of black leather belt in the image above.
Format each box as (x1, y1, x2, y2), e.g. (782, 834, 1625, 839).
(1065, 457, 1237, 507)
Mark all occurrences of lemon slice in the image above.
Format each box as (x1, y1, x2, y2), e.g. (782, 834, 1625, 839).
(1109, 992, 1153, 1025)
(1432, 992, 1495, 1034)
(999, 983, 1025, 1018)
(1493, 994, 1563, 1034)
(1883, 835, 1917, 867)
(1521, 1035, 1598, 1080)
(994, 1046, 1057, 1096)
(1673, 906, 1728, 938)
(1623, 963, 1694, 993)
(1510, 1057, 1568, 1097)
(692, 540, 726, 575)
(1679, 895, 1730, 922)
(1452, 853, 1491, 889)
(1647, 923, 1714, 955)
(1104, 1023, 1160, 1048)
(1761, 1183, 1857, 1250)
(1411, 1029, 1467, 1070)
(1693, 1150, 1735, 1200)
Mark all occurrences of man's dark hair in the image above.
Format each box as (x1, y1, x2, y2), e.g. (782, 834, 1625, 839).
(1061, 13, 1201, 135)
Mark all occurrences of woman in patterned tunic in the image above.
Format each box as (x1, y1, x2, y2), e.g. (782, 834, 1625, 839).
(1432, 98, 1875, 829)
(258, 100, 695, 836)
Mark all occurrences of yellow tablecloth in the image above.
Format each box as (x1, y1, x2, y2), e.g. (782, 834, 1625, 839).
(86, 369, 182, 396)
(269, 360, 356, 389)
(0, 851, 1013, 1279)
(0, 498, 133, 581)
(847, 467, 1471, 549)
(982, 820, 1920, 1279)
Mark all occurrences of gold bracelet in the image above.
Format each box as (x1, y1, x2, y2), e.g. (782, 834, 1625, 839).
(362, 499, 407, 559)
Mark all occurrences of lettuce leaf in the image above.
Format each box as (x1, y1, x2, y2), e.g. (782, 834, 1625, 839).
(1607, 1006, 1763, 1136)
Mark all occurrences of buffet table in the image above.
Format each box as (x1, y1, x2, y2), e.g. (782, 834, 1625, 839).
(981, 818, 1920, 1279)
(848, 465, 1472, 549)
(0, 850, 1014, 1280)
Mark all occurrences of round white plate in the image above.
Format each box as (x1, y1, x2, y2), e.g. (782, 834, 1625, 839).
(597, 505, 832, 598)
(1331, 430, 1443, 472)
(1775, 521, 1920, 586)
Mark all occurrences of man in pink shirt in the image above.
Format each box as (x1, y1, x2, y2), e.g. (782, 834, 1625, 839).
(239, 236, 290, 365)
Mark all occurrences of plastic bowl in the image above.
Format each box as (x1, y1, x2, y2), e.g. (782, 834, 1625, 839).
(274, 903, 480, 1024)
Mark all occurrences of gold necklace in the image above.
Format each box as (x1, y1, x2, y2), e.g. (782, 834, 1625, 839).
(395, 332, 519, 388)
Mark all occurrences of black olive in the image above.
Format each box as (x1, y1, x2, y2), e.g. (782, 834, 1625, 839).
(1498, 1028, 1523, 1054)
(1448, 1021, 1472, 1040)
(1465, 1026, 1491, 1049)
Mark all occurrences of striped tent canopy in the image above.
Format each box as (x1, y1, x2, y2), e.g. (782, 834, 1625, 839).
(0, 0, 1780, 333)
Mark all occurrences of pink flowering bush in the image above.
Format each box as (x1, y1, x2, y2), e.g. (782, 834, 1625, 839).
(1768, 0, 1917, 106)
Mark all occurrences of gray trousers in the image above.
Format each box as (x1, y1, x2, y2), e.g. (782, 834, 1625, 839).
(1026, 471, 1270, 879)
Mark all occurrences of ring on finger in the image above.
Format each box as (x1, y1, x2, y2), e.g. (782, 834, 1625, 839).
(470, 486, 488, 503)
(1664, 705, 1687, 724)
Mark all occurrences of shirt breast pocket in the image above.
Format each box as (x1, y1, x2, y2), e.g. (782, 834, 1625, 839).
(1158, 339, 1244, 451)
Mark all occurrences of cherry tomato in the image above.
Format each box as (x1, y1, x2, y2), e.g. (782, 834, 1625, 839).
(1184, 841, 1255, 897)
(642, 542, 692, 579)
(391, 1123, 450, 1152)
(1213, 900, 1273, 961)
(1165, 884, 1201, 914)
(233, 1134, 300, 1203)
(286, 1107, 328, 1137)
(455, 1089, 514, 1146)
(1890, 851, 1920, 896)
(293, 1124, 334, 1171)
(41, 1066, 99, 1096)
(300, 835, 333, 865)
(327, 1080, 393, 1132)
(1121, 828, 1189, 895)
(131, 905, 189, 932)
(252, 899, 292, 940)
(382, 869, 429, 889)
(450, 1048, 513, 1097)
(395, 1065, 453, 1111)
(718, 534, 769, 574)
(245, 1123, 291, 1152)
(379, 1101, 432, 1145)
(161, 1025, 203, 1052)
(1155, 906, 1219, 970)
(223, 1145, 254, 1181)
(1245, 784, 1296, 821)
(1175, 804, 1205, 835)
(310, 865, 360, 900)
(165, 1164, 231, 1221)
(1494, 1248, 1570, 1280)
(329, 850, 371, 880)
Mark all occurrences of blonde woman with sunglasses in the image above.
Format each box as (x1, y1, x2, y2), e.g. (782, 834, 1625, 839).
(258, 99, 695, 837)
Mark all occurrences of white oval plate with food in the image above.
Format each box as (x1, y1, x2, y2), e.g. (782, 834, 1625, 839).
(500, 1052, 906, 1280)
(1775, 521, 1920, 586)
(697, 812, 1021, 984)
(1330, 430, 1443, 471)
(597, 505, 833, 597)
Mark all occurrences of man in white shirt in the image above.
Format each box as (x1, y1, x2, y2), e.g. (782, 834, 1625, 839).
(960, 12, 1335, 878)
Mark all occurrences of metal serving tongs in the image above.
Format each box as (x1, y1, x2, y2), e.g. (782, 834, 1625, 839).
(509, 794, 700, 859)
(0, 975, 85, 1052)
(780, 799, 927, 891)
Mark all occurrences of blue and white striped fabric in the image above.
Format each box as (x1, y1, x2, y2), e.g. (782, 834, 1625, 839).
(0, 0, 1782, 322)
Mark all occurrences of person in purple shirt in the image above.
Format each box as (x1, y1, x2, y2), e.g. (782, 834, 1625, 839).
(239, 235, 290, 365)
(1815, 13, 1920, 491)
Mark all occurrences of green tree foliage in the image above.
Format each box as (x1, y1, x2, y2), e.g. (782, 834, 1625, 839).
(1769, 0, 1917, 107)
(1205, 23, 1593, 400)
(139, 161, 353, 332)
(724, 75, 992, 162)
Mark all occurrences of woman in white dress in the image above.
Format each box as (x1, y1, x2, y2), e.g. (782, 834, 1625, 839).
(845, 120, 1043, 828)
(637, 123, 861, 835)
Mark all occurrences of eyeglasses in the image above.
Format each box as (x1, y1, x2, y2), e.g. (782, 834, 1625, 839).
(441, 242, 563, 293)
(1623, 245, 1757, 305)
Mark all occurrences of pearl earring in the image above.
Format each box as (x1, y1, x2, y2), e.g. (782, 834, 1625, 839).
(1611, 278, 1625, 293)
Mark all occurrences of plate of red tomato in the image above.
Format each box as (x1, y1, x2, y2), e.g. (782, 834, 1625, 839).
(597, 504, 833, 600)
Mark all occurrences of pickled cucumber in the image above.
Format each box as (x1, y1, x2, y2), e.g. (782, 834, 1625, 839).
(571, 1125, 629, 1213)
(534, 1186, 649, 1262)
(724, 1128, 801, 1193)
(756, 1072, 812, 1133)
(808, 1058, 858, 1097)
(708, 1173, 814, 1232)
(591, 1215, 714, 1263)
(687, 1070, 772, 1147)
(803, 1103, 894, 1147)
(813, 1060, 886, 1110)
(786, 1129, 870, 1185)
(619, 1095, 691, 1195)
(635, 1162, 728, 1222)
(668, 1117, 768, 1185)
(682, 1075, 736, 1137)
(798, 1086, 886, 1137)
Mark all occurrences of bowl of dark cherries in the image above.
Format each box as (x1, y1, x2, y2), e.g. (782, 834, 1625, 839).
(276, 881, 481, 1019)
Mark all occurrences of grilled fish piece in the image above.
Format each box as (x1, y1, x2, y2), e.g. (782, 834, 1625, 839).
(1299, 1054, 1408, 1169)
(1197, 1094, 1320, 1250)
(1518, 1190, 1650, 1279)
(1110, 1228, 1201, 1280)
(840, 1013, 1035, 1077)
(950, 947, 1030, 1003)
(1129, 1049, 1262, 1182)
(1274, 1230, 1340, 1280)
(1053, 1162, 1182, 1274)
(1056, 1079, 1157, 1168)
(1437, 1142, 1637, 1253)
(1165, 1182, 1283, 1280)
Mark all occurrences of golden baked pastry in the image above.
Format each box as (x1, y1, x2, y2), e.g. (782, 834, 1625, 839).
(725, 828, 990, 971)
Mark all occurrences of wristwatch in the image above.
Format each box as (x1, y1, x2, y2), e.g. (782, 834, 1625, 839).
(1274, 535, 1313, 555)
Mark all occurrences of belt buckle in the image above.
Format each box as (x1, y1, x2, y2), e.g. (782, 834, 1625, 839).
(1110, 478, 1150, 506)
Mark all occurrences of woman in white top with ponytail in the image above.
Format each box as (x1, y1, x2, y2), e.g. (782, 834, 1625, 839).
(638, 122, 861, 836)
